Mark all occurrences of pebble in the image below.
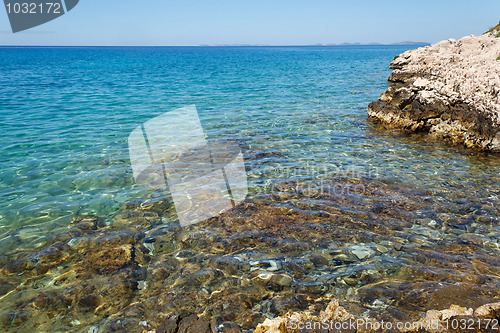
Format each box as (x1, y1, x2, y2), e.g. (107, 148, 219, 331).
(138, 281, 148, 291)
(257, 273, 272, 283)
(375, 245, 389, 253)
(350, 245, 375, 260)
(211, 257, 240, 275)
(249, 259, 281, 271)
(342, 276, 358, 286)
(295, 281, 329, 295)
(393, 242, 403, 251)
(428, 220, 438, 228)
(67, 237, 90, 250)
(88, 326, 98, 333)
(484, 241, 499, 249)
(332, 254, 351, 262)
(143, 242, 154, 255)
(411, 226, 442, 240)
(270, 274, 293, 287)
(144, 237, 156, 243)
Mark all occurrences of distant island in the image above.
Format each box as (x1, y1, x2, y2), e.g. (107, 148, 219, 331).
(338, 41, 429, 46)
(198, 41, 429, 47)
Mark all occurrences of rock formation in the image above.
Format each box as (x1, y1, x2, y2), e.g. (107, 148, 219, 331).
(368, 28, 500, 151)
(254, 301, 500, 333)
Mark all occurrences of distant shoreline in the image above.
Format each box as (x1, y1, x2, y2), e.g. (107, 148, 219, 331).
(198, 42, 430, 47)
(0, 43, 430, 48)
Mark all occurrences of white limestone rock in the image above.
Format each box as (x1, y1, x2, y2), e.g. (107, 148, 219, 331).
(368, 32, 500, 151)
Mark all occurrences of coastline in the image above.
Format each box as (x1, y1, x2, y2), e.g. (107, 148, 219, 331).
(368, 31, 500, 151)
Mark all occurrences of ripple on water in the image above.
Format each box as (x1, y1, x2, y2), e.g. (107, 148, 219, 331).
(0, 172, 498, 331)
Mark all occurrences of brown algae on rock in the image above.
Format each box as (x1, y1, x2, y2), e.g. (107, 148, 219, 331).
(0, 173, 498, 332)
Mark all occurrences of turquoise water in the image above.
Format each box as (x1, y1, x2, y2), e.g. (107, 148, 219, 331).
(1, 46, 499, 246)
(0, 46, 404, 240)
(0, 46, 499, 331)
(1, 46, 497, 243)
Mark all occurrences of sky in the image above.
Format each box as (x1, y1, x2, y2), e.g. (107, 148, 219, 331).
(1, 0, 499, 46)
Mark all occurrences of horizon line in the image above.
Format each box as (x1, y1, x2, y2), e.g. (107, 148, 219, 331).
(0, 42, 431, 48)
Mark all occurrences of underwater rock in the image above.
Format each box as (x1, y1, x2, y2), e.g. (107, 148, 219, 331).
(216, 322, 243, 333)
(86, 244, 133, 275)
(112, 210, 161, 229)
(0, 175, 499, 332)
(156, 314, 180, 333)
(177, 315, 211, 333)
(154, 314, 212, 333)
(349, 245, 375, 260)
(69, 214, 103, 233)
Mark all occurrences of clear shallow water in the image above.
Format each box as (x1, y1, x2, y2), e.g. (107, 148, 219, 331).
(0, 45, 407, 240)
(0, 46, 499, 332)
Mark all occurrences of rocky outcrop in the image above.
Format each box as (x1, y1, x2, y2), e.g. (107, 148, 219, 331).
(254, 301, 500, 333)
(368, 30, 500, 151)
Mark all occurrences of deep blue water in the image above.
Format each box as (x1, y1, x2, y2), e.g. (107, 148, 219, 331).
(0, 46, 498, 252)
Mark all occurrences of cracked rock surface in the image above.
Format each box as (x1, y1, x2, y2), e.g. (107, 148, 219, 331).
(368, 31, 500, 151)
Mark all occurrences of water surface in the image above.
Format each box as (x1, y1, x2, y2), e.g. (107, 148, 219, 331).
(0, 46, 498, 332)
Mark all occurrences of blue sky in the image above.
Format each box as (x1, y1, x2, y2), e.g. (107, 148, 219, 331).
(1, 0, 499, 46)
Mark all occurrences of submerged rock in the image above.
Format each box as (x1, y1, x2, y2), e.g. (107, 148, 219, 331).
(0, 175, 498, 332)
(368, 31, 500, 151)
(349, 245, 375, 260)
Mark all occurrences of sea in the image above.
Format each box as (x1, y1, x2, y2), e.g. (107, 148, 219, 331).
(0, 46, 498, 332)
